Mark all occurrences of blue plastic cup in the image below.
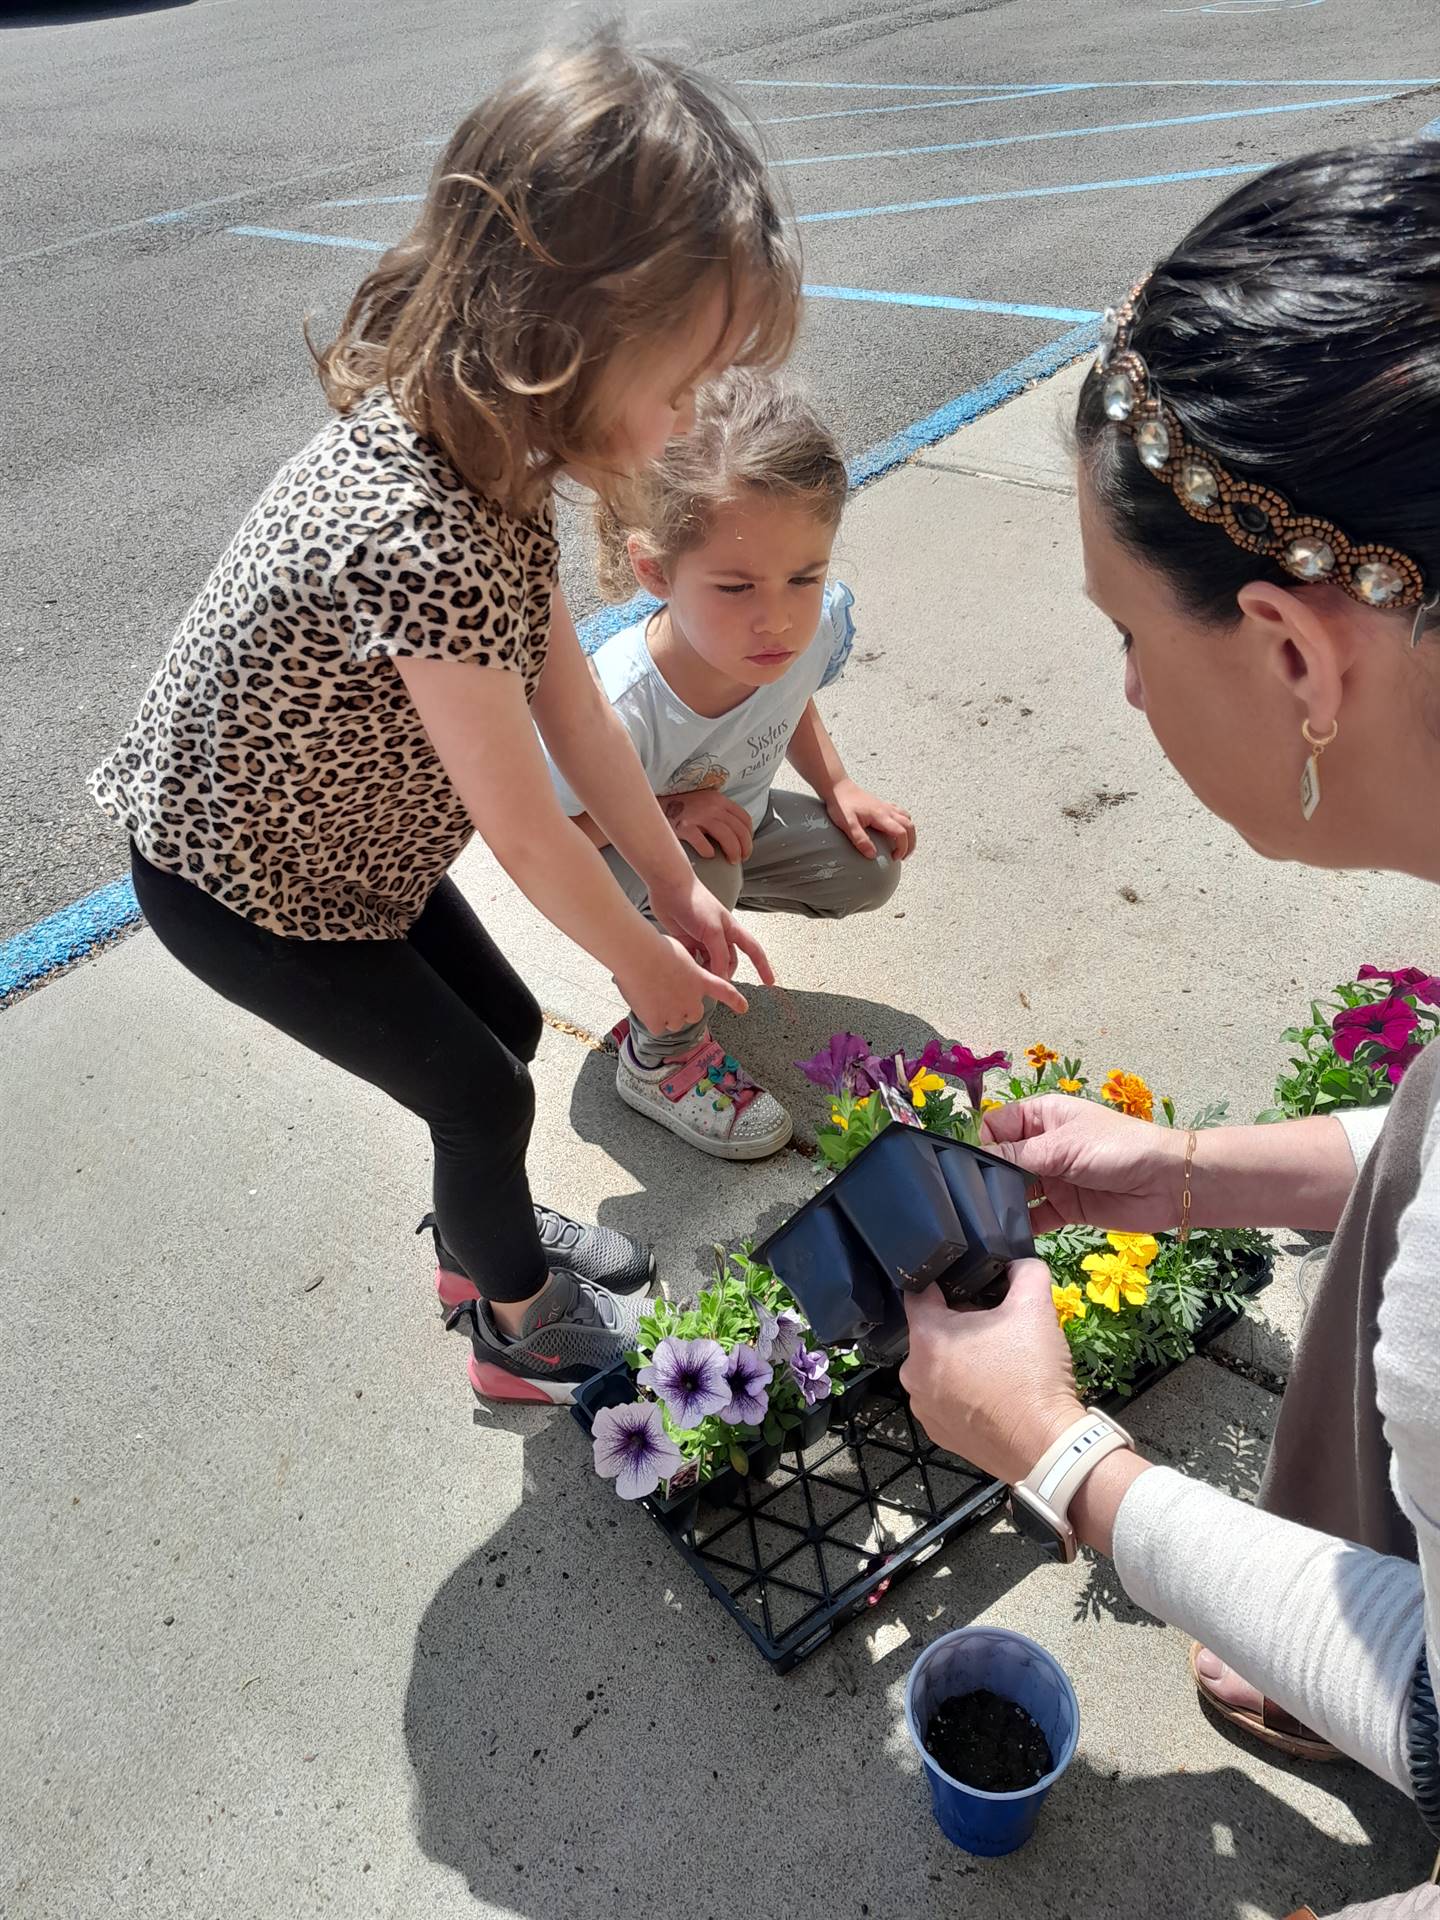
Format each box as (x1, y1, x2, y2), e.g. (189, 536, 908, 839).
(904, 1627, 1080, 1856)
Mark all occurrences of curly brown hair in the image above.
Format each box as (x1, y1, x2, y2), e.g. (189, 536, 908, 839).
(313, 28, 801, 518)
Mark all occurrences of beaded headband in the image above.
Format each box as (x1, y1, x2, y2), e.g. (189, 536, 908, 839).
(1094, 283, 1437, 640)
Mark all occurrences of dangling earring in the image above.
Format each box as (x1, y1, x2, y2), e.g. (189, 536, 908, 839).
(1299, 717, 1338, 822)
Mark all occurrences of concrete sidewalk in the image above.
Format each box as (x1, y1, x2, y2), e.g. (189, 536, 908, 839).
(5, 359, 1435, 1919)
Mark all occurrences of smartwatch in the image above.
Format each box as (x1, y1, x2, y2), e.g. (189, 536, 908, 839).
(1010, 1410, 1134, 1563)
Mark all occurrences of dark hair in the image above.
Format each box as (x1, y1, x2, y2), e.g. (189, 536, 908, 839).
(1076, 142, 1440, 631)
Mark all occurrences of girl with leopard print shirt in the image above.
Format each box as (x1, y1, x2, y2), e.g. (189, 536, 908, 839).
(89, 31, 799, 1405)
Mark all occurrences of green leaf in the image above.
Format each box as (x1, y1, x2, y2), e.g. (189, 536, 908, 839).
(762, 1415, 783, 1446)
(730, 1444, 749, 1476)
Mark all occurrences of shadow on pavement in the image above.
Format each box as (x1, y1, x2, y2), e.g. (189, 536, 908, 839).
(401, 1407, 1430, 1915)
(3, 1, 196, 24)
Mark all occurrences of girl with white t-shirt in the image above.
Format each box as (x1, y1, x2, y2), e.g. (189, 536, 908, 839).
(554, 371, 916, 1159)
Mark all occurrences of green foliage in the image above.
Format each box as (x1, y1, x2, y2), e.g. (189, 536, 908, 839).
(1258, 977, 1435, 1121)
(1043, 1225, 1269, 1399)
(628, 1244, 860, 1487)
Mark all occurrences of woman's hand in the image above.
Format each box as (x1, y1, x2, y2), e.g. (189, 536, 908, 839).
(648, 873, 774, 991)
(980, 1095, 1187, 1233)
(660, 790, 755, 865)
(614, 930, 752, 1036)
(825, 778, 917, 861)
(900, 1260, 1084, 1483)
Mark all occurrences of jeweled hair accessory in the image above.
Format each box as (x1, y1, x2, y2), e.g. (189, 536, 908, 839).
(1095, 282, 1436, 638)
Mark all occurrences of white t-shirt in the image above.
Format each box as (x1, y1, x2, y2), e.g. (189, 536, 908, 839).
(550, 582, 855, 826)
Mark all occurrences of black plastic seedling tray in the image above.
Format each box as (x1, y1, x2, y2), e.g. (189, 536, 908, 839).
(572, 1258, 1271, 1673)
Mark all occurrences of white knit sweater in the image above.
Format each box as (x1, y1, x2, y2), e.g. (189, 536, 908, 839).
(1112, 1101, 1438, 1795)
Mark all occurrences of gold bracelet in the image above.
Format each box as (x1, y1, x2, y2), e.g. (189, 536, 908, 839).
(1178, 1130, 1197, 1245)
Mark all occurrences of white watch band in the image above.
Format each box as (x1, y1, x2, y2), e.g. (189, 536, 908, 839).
(1016, 1410, 1133, 1551)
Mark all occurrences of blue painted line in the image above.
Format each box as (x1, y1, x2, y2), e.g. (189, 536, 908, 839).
(762, 84, 1078, 126)
(805, 283, 1099, 323)
(773, 93, 1396, 170)
(228, 225, 386, 251)
(798, 161, 1268, 226)
(0, 879, 142, 1003)
(321, 193, 424, 208)
(845, 317, 1098, 489)
(2, 134, 449, 270)
(222, 230, 1097, 323)
(736, 76, 1440, 91)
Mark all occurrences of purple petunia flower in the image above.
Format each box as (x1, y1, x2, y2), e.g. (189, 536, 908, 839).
(796, 1033, 872, 1097)
(636, 1336, 730, 1429)
(754, 1302, 807, 1367)
(592, 1400, 685, 1500)
(1332, 997, 1420, 1064)
(855, 1051, 907, 1097)
(718, 1343, 773, 1426)
(1358, 965, 1440, 1008)
(789, 1346, 833, 1409)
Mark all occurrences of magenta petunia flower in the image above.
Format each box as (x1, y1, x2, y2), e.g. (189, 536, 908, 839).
(1332, 997, 1419, 1064)
(592, 1400, 685, 1500)
(718, 1343, 773, 1426)
(1358, 965, 1440, 1008)
(1386, 1042, 1424, 1085)
(907, 1040, 1011, 1110)
(795, 1033, 872, 1097)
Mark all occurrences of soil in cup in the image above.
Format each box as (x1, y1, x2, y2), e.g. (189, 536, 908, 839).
(924, 1688, 1053, 1792)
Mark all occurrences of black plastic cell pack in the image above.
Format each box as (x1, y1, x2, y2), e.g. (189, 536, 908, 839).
(571, 1256, 1270, 1674)
(757, 1124, 1038, 1360)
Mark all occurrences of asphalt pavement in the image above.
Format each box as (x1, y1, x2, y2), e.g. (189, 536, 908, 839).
(3, 0, 1439, 939)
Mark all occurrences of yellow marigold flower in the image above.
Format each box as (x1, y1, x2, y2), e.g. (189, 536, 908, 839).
(830, 1107, 849, 1131)
(1057, 1077, 1084, 1095)
(1100, 1070, 1154, 1122)
(1082, 1252, 1151, 1313)
(1025, 1043, 1059, 1071)
(1107, 1231, 1159, 1270)
(909, 1067, 947, 1110)
(980, 1097, 1004, 1113)
(1052, 1283, 1087, 1327)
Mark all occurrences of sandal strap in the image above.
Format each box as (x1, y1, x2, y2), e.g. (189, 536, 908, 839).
(1260, 1699, 1314, 1740)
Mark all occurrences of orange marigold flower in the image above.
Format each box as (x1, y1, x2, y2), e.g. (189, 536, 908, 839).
(1057, 1077, 1084, 1095)
(1025, 1044, 1059, 1071)
(1100, 1070, 1154, 1122)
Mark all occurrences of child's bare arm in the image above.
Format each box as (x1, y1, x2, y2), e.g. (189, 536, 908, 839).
(396, 653, 753, 1030)
(786, 700, 917, 860)
(566, 810, 612, 851)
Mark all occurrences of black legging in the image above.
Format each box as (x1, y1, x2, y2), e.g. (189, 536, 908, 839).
(130, 845, 547, 1302)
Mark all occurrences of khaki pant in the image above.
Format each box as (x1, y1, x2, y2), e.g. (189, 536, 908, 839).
(606, 788, 902, 1065)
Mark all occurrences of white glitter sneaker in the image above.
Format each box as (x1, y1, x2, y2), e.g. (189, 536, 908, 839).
(615, 1033, 793, 1161)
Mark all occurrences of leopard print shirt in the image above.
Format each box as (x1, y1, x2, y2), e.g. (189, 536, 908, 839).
(90, 390, 557, 940)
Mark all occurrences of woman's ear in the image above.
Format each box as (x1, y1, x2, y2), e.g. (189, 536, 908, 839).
(1236, 580, 1360, 736)
(627, 536, 670, 601)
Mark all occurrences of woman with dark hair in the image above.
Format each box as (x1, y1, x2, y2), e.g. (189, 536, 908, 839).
(902, 142, 1440, 1913)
